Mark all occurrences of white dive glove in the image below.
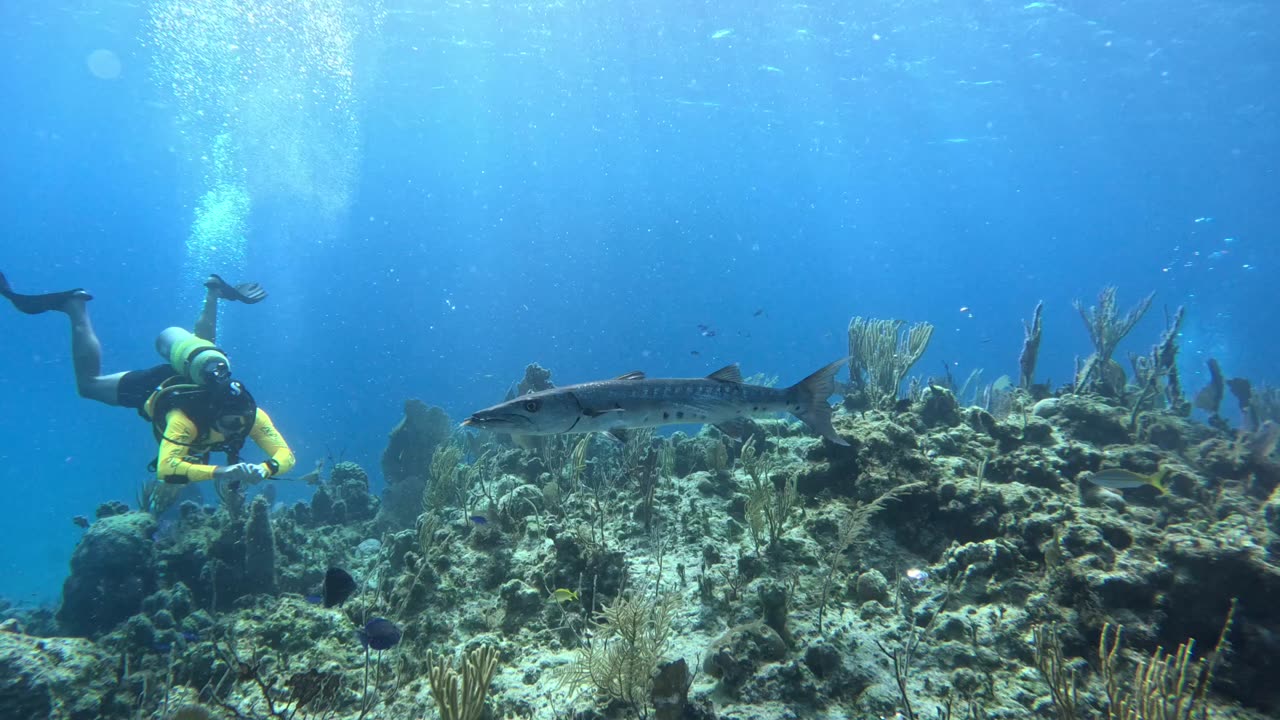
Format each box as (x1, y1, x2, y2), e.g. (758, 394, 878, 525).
(213, 462, 269, 486)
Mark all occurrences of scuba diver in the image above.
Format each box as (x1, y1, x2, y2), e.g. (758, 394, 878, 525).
(0, 271, 296, 488)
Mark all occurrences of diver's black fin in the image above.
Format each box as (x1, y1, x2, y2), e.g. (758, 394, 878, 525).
(206, 274, 268, 304)
(0, 272, 91, 314)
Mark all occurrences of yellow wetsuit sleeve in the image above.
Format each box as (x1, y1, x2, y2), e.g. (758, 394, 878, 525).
(250, 408, 296, 477)
(156, 409, 217, 483)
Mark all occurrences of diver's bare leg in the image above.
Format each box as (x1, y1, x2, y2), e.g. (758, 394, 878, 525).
(64, 296, 125, 405)
(194, 287, 219, 342)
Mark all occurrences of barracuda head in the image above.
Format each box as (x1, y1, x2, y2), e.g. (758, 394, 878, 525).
(462, 390, 584, 435)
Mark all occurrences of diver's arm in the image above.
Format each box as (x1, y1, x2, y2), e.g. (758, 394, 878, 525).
(156, 410, 218, 483)
(248, 408, 296, 477)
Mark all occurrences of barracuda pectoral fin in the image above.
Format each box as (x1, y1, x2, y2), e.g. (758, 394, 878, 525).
(707, 364, 743, 383)
(787, 358, 851, 446)
(604, 428, 629, 443)
(583, 407, 624, 418)
(713, 419, 752, 442)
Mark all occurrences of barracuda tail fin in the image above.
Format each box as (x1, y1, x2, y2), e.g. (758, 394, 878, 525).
(787, 358, 850, 446)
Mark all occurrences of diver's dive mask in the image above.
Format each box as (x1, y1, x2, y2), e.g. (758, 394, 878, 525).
(211, 379, 256, 436)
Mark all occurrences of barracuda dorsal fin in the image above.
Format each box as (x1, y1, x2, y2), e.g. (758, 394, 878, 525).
(707, 364, 743, 383)
(615, 371, 646, 381)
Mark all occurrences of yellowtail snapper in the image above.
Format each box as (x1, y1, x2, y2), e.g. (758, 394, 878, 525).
(1086, 467, 1170, 493)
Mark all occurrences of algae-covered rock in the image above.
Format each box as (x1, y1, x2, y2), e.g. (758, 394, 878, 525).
(703, 621, 787, 691)
(0, 632, 119, 719)
(306, 462, 379, 527)
(1045, 395, 1131, 446)
(854, 569, 891, 605)
(330, 462, 379, 522)
(1264, 487, 1280, 541)
(243, 495, 277, 595)
(916, 385, 961, 428)
(499, 579, 542, 635)
(57, 512, 157, 637)
(756, 579, 793, 648)
(380, 399, 453, 528)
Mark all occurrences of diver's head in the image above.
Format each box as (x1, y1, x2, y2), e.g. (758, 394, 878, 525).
(211, 379, 256, 436)
(155, 327, 232, 385)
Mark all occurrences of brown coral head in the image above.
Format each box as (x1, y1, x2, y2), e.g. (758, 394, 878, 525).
(1227, 377, 1252, 410)
(1247, 421, 1280, 464)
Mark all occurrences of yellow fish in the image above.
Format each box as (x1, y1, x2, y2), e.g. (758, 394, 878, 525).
(1087, 467, 1170, 493)
(550, 588, 578, 603)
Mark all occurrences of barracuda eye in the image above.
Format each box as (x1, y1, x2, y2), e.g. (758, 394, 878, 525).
(523, 399, 542, 413)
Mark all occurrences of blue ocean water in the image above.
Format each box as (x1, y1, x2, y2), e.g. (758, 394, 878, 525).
(0, 0, 1274, 605)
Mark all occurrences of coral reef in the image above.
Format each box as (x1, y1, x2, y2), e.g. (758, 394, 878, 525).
(5, 302, 1280, 720)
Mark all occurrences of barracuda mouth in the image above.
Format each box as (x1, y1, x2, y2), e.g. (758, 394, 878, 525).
(462, 412, 529, 429)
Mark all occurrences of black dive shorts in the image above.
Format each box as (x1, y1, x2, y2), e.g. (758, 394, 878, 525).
(117, 364, 175, 409)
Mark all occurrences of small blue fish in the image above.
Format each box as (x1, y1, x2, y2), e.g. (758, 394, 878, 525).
(357, 618, 402, 651)
(152, 642, 172, 654)
(304, 594, 323, 605)
(469, 515, 488, 525)
(181, 630, 199, 642)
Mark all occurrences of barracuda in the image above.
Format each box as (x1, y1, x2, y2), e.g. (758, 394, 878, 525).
(462, 359, 849, 445)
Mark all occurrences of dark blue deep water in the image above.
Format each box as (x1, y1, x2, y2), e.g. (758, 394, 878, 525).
(0, 0, 1274, 604)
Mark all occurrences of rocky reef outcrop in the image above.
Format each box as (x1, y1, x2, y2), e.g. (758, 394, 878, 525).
(56, 506, 157, 637)
(378, 399, 453, 528)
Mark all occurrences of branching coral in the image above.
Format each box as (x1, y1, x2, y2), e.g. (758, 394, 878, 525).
(1099, 601, 1234, 720)
(739, 436, 798, 556)
(427, 645, 500, 720)
(1073, 287, 1154, 392)
(847, 316, 935, 409)
(1129, 305, 1189, 422)
(560, 593, 680, 716)
(423, 443, 466, 518)
(1033, 624, 1081, 720)
(1034, 599, 1236, 720)
(1020, 300, 1045, 390)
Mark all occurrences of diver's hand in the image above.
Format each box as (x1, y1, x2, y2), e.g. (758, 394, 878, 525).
(213, 463, 259, 486)
(246, 463, 271, 485)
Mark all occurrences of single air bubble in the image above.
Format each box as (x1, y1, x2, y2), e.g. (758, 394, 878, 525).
(86, 49, 122, 80)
